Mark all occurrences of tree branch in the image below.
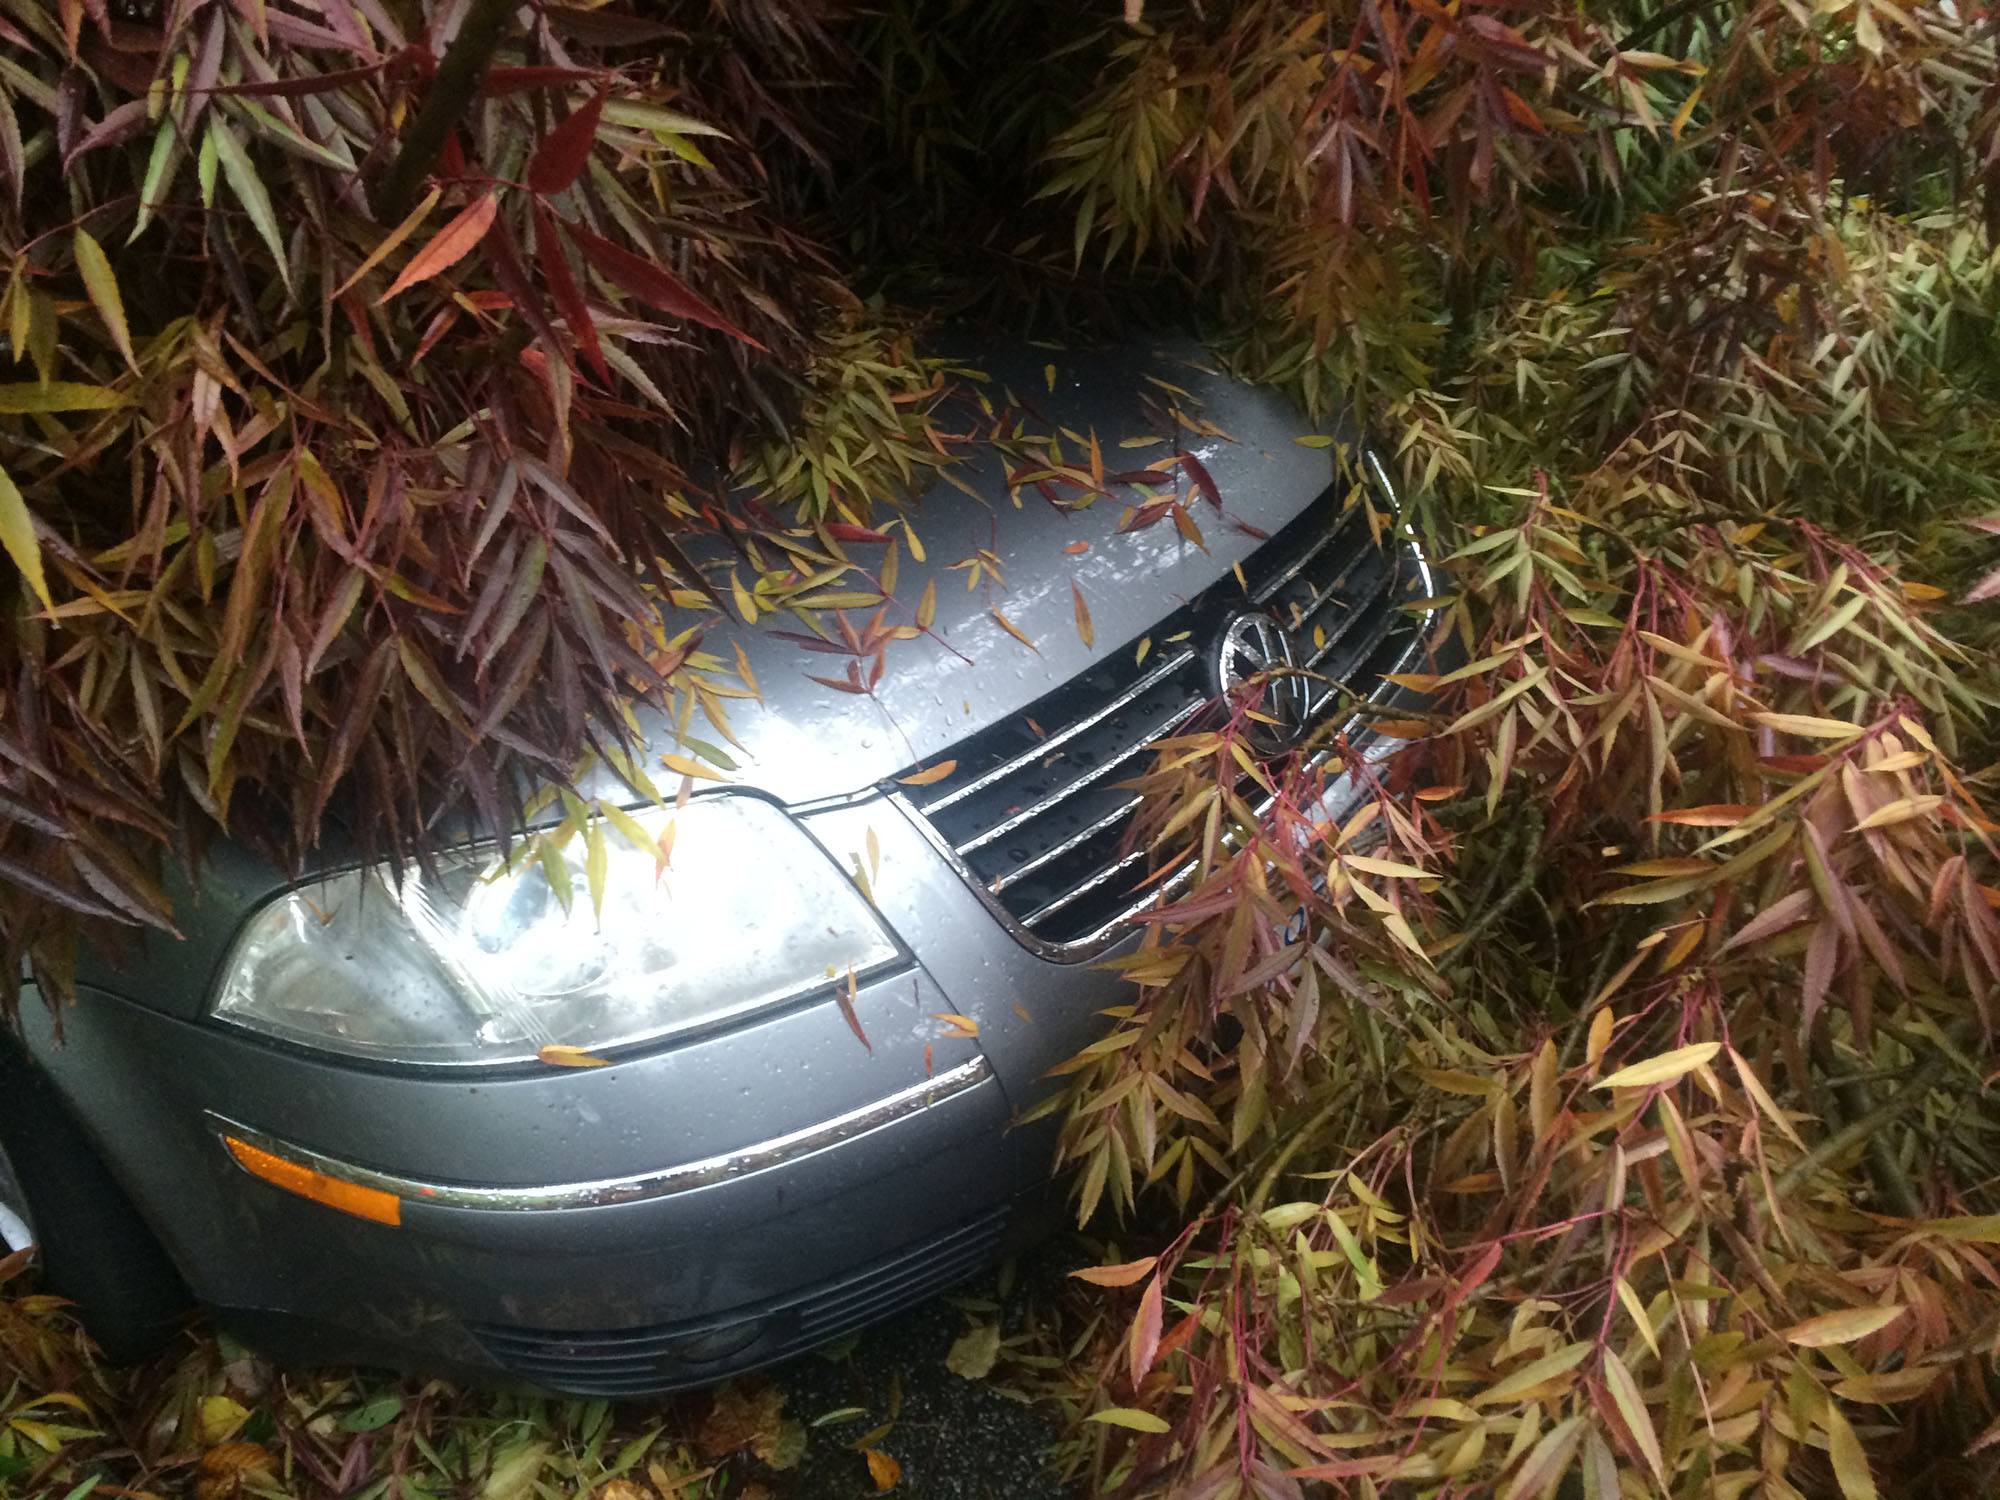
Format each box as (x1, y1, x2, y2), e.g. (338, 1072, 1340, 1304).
(372, 0, 516, 222)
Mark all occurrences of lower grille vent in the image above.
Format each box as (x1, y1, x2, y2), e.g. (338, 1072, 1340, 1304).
(469, 1205, 1009, 1396)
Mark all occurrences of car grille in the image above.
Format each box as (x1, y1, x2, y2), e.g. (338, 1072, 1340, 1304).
(899, 468, 1428, 952)
(468, 1204, 1009, 1396)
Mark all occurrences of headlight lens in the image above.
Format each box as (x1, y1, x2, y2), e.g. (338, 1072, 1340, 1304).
(211, 796, 899, 1065)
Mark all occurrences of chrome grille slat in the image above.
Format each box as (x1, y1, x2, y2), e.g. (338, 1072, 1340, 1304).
(919, 649, 1197, 815)
(896, 463, 1429, 953)
(1302, 557, 1398, 673)
(989, 795, 1143, 893)
(1250, 499, 1366, 606)
(1019, 846, 1151, 930)
(948, 680, 1204, 856)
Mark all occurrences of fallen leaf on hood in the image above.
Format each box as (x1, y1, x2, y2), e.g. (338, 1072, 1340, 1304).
(538, 1044, 610, 1068)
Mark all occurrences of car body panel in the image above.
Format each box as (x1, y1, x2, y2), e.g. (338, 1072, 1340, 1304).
(74, 338, 1343, 1007)
(18, 338, 1442, 1394)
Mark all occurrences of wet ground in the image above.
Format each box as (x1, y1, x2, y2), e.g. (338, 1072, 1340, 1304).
(761, 1240, 1080, 1500)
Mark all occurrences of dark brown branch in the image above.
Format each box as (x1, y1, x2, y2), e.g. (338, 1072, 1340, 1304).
(371, 0, 515, 222)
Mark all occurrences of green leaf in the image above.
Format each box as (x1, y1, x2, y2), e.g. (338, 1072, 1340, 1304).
(945, 1320, 1001, 1380)
(73, 228, 136, 372)
(584, 814, 608, 917)
(0, 381, 131, 413)
(1601, 1349, 1663, 1483)
(1083, 1407, 1170, 1433)
(0, 459, 48, 608)
(600, 99, 731, 137)
(130, 119, 185, 244)
(1473, 1341, 1592, 1406)
(210, 119, 290, 290)
(339, 1395, 404, 1432)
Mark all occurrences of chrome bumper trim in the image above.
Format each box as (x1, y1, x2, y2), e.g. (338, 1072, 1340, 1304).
(207, 1056, 992, 1213)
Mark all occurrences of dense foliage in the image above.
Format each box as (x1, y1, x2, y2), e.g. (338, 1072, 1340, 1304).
(7, 0, 2000, 1497)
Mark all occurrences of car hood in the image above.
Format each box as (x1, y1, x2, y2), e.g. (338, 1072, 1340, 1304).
(593, 336, 1345, 808)
(78, 337, 1345, 1008)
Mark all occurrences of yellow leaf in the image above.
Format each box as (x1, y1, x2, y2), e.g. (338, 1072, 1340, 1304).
(1866, 750, 1927, 773)
(1853, 796, 1942, 830)
(1473, 1341, 1592, 1406)
(896, 759, 958, 787)
(1072, 582, 1094, 647)
(1587, 1007, 1615, 1070)
(864, 1448, 901, 1491)
(0, 380, 131, 413)
(196, 1395, 250, 1445)
(1341, 853, 1431, 880)
(1753, 711, 1863, 740)
(1083, 1407, 1171, 1432)
(0, 459, 49, 609)
(991, 608, 1037, 651)
(1600, 1349, 1663, 1484)
(1596, 1042, 1720, 1090)
(1834, 1368, 1937, 1404)
(1822, 1401, 1878, 1500)
(1616, 1278, 1659, 1358)
(660, 752, 728, 782)
(1783, 1305, 1905, 1348)
(932, 1011, 979, 1038)
(916, 579, 936, 631)
(334, 184, 442, 297)
(73, 227, 137, 372)
(1728, 1045, 1807, 1149)
(537, 1044, 610, 1069)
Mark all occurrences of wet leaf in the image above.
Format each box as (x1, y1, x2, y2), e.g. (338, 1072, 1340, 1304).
(1596, 1042, 1720, 1090)
(537, 1044, 610, 1068)
(72, 229, 135, 373)
(380, 192, 499, 302)
(1784, 1306, 1905, 1347)
(863, 1449, 901, 1491)
(1084, 1408, 1171, 1432)
(945, 1321, 1000, 1379)
(0, 460, 48, 609)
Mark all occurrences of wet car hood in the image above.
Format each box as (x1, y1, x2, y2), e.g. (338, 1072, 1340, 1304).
(79, 336, 1346, 1008)
(590, 336, 1343, 808)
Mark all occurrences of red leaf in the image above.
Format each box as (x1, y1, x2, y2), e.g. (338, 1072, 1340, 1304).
(569, 225, 769, 351)
(1128, 1273, 1164, 1389)
(526, 88, 606, 196)
(835, 970, 872, 1053)
(481, 65, 602, 97)
(1176, 450, 1221, 509)
(535, 209, 609, 384)
(825, 522, 892, 544)
(377, 191, 497, 302)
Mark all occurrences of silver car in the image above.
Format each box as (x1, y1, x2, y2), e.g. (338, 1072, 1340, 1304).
(0, 338, 1433, 1395)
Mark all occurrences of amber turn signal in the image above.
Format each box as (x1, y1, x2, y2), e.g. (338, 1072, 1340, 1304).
(222, 1135, 402, 1227)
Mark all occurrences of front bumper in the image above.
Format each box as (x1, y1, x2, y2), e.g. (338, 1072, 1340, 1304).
(18, 783, 1139, 1394)
(19, 506, 1441, 1397)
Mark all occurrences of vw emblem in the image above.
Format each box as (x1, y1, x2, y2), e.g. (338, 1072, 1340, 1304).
(1214, 611, 1312, 753)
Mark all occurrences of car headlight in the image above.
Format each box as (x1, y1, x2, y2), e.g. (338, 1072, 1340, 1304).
(211, 795, 899, 1065)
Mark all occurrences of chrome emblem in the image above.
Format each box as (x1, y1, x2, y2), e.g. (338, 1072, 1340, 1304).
(1214, 611, 1311, 752)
